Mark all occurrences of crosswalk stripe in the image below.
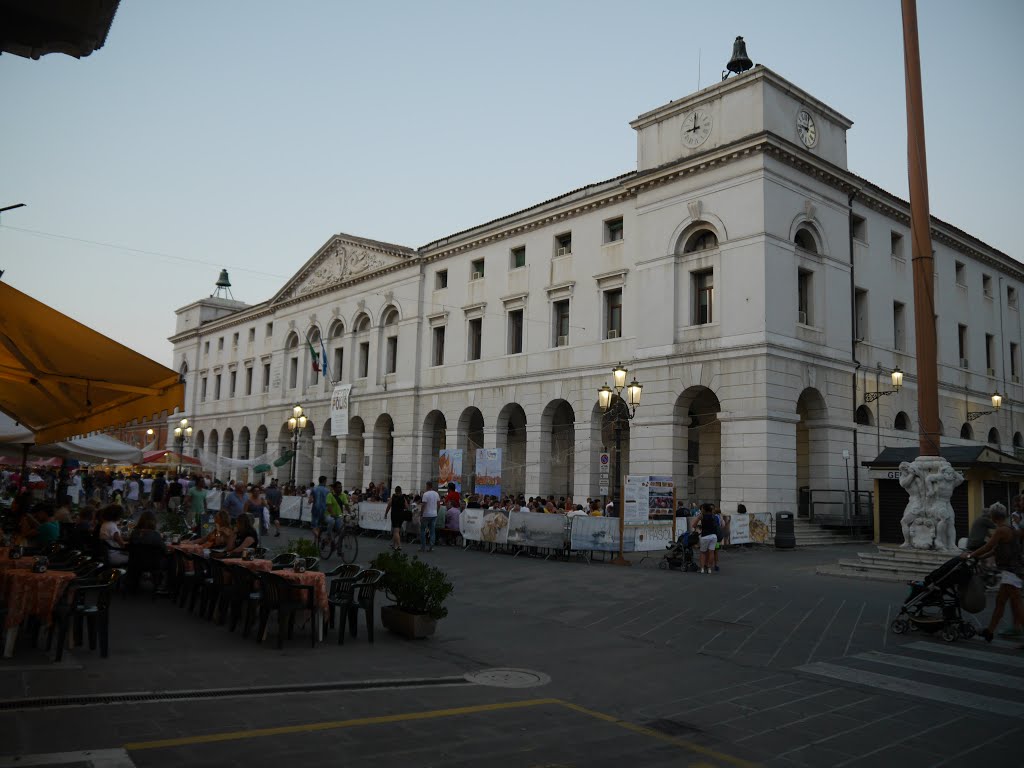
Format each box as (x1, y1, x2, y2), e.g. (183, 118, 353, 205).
(905, 641, 1024, 669)
(796, 661, 1024, 716)
(855, 651, 1024, 691)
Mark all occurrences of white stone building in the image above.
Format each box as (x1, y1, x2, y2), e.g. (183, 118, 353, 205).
(169, 65, 1024, 519)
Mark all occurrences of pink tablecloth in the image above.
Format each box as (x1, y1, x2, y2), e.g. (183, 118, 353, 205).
(221, 558, 272, 572)
(0, 569, 76, 629)
(274, 570, 328, 614)
(169, 542, 206, 555)
(0, 558, 34, 571)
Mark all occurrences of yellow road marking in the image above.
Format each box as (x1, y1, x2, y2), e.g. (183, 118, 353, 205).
(555, 701, 758, 768)
(124, 696, 757, 767)
(124, 698, 559, 751)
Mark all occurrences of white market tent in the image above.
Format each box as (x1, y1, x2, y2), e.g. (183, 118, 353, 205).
(0, 413, 142, 465)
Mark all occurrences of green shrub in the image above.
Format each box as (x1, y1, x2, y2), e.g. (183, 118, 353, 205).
(286, 538, 320, 558)
(158, 508, 192, 535)
(370, 550, 454, 620)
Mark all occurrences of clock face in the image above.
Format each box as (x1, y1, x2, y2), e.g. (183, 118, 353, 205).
(797, 109, 817, 148)
(681, 109, 713, 149)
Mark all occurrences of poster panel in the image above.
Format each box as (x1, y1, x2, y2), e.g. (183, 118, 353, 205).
(278, 495, 303, 522)
(647, 476, 675, 522)
(623, 475, 647, 524)
(439, 449, 463, 493)
(506, 510, 568, 549)
(474, 448, 502, 498)
(330, 384, 352, 437)
(460, 508, 510, 544)
(727, 513, 749, 545)
(569, 515, 619, 552)
(356, 501, 391, 532)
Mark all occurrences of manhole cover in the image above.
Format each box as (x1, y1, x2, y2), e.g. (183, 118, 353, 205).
(464, 668, 551, 688)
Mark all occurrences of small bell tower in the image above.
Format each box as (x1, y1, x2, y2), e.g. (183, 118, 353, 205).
(213, 269, 234, 300)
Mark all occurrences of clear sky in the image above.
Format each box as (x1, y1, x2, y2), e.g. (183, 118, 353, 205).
(2, 0, 1021, 366)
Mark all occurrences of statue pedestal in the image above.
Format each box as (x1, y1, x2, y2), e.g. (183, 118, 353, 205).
(898, 455, 963, 552)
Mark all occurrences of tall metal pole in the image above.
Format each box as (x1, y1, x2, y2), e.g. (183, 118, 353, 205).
(291, 427, 299, 487)
(901, 0, 940, 456)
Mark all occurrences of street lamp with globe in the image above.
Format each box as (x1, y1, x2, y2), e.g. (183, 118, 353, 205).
(597, 363, 643, 566)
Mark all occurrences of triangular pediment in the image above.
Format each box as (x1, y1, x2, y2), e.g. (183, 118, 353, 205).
(271, 233, 417, 305)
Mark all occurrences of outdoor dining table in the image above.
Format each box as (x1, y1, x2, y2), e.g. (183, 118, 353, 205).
(221, 558, 272, 572)
(168, 542, 207, 555)
(259, 568, 329, 643)
(1, 568, 77, 657)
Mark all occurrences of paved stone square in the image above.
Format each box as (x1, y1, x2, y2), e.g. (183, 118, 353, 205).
(1, 534, 1022, 767)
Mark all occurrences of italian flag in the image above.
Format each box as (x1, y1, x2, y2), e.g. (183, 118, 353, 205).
(307, 339, 321, 373)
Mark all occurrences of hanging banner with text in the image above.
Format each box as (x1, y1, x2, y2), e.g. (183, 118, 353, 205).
(474, 448, 502, 498)
(356, 501, 391, 532)
(439, 449, 463, 492)
(459, 508, 510, 544)
(331, 384, 352, 437)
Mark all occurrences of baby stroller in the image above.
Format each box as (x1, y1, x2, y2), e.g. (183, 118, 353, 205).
(890, 556, 984, 642)
(659, 531, 699, 572)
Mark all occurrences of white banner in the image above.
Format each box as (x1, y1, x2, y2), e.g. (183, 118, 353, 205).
(205, 489, 223, 511)
(569, 515, 619, 552)
(632, 523, 675, 551)
(278, 495, 303, 521)
(459, 508, 510, 544)
(727, 514, 749, 545)
(357, 501, 391, 532)
(331, 384, 352, 437)
(506, 510, 568, 549)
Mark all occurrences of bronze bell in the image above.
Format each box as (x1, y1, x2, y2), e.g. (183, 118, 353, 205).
(723, 36, 753, 79)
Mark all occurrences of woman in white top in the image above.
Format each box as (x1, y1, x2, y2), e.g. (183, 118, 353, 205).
(98, 505, 130, 565)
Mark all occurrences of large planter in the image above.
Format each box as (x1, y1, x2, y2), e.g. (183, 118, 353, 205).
(381, 604, 438, 639)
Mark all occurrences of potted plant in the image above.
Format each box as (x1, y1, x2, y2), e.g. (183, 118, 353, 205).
(370, 550, 453, 639)
(286, 538, 320, 559)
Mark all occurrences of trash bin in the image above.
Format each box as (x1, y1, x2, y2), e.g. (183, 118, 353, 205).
(775, 511, 795, 549)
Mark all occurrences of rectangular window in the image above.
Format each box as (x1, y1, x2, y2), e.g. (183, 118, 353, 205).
(262, 363, 270, 393)
(958, 324, 968, 367)
(229, 370, 236, 397)
(248, 328, 255, 344)
(218, 337, 224, 351)
(604, 217, 624, 243)
(605, 288, 622, 339)
(358, 342, 369, 378)
(204, 341, 210, 355)
(432, 326, 446, 366)
(555, 232, 572, 257)
(232, 332, 239, 348)
(986, 333, 995, 374)
(983, 274, 993, 298)
(797, 269, 812, 325)
(507, 309, 524, 354)
(510, 246, 526, 270)
(893, 302, 906, 351)
(214, 374, 222, 399)
(245, 366, 253, 396)
(200, 377, 208, 401)
(289, 357, 298, 389)
(851, 214, 866, 241)
(1009, 286, 1018, 309)
(553, 300, 570, 347)
(333, 348, 344, 381)
(435, 269, 448, 290)
(265, 322, 273, 338)
(955, 261, 966, 286)
(470, 258, 484, 280)
(385, 336, 398, 374)
(1012, 343, 1020, 379)
(891, 231, 904, 260)
(855, 288, 868, 341)
(468, 318, 482, 361)
(693, 270, 713, 325)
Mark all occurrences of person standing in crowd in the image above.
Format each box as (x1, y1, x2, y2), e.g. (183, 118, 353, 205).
(264, 478, 282, 537)
(124, 474, 141, 515)
(166, 474, 183, 513)
(963, 503, 1024, 641)
(310, 475, 329, 540)
(151, 472, 167, 511)
(246, 486, 268, 535)
(419, 481, 440, 552)
(141, 473, 154, 503)
(222, 481, 246, 522)
(187, 476, 207, 531)
(385, 485, 408, 551)
(697, 502, 720, 574)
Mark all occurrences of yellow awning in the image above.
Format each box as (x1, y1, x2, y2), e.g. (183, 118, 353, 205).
(0, 281, 183, 443)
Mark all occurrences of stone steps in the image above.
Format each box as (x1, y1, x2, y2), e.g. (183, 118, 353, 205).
(792, 518, 872, 547)
(817, 545, 959, 582)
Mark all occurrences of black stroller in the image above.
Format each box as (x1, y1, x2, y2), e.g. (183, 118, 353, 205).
(890, 556, 984, 642)
(659, 531, 699, 572)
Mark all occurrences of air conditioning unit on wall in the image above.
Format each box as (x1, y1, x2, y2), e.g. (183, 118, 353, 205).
(797, 311, 808, 325)
(607, 330, 619, 339)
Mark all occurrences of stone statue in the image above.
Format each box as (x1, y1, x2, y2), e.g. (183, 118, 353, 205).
(898, 456, 964, 551)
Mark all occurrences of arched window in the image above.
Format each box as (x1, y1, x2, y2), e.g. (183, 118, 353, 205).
(894, 412, 910, 431)
(684, 229, 718, 253)
(960, 423, 973, 440)
(794, 227, 818, 254)
(355, 314, 371, 332)
(1014, 432, 1023, 449)
(988, 428, 1001, 445)
(855, 405, 874, 426)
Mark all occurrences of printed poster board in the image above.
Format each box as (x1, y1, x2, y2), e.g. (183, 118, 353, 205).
(331, 384, 352, 437)
(439, 449, 463, 493)
(569, 515, 619, 552)
(506, 510, 567, 549)
(474, 448, 502, 498)
(460, 508, 510, 544)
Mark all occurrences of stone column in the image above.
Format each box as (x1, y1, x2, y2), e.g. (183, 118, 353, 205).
(524, 423, 544, 498)
(571, 419, 595, 502)
(391, 431, 415, 493)
(718, 412, 800, 515)
(364, 432, 383, 490)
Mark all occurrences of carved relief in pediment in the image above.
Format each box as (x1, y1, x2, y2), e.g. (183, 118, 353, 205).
(283, 242, 393, 301)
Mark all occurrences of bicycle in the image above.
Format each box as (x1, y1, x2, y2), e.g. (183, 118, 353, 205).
(317, 514, 359, 564)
